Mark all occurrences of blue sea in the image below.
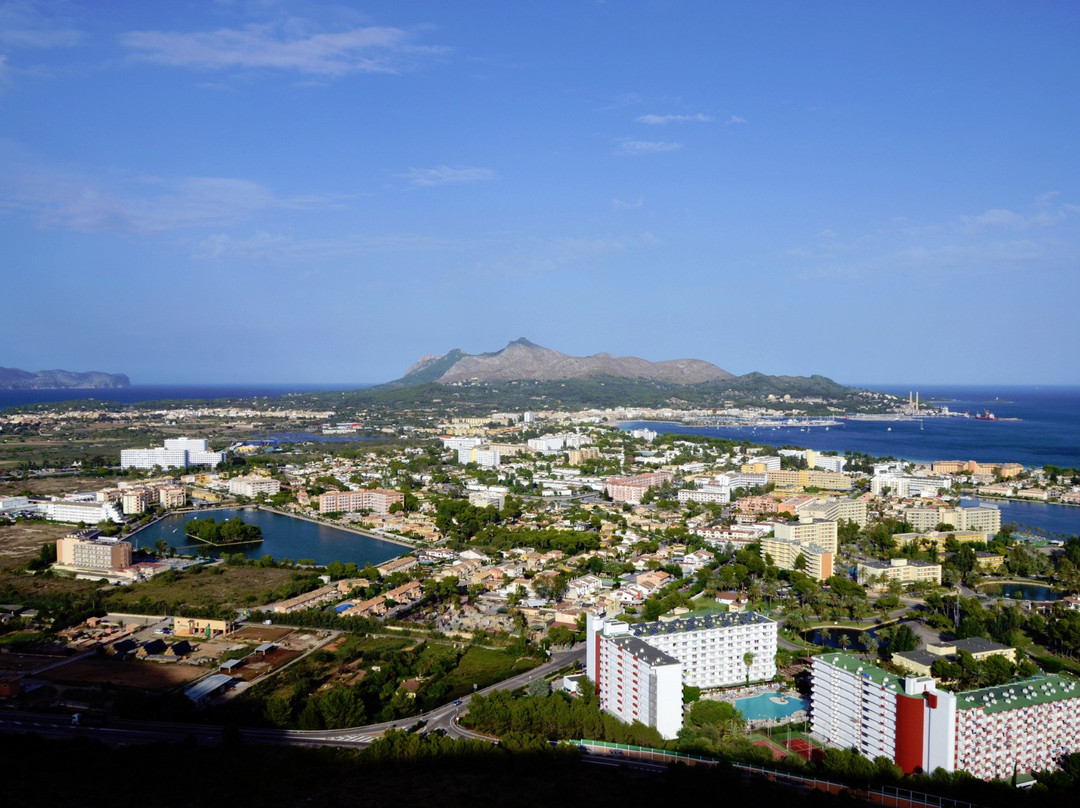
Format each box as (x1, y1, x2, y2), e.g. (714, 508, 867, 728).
(623, 385, 1080, 470)
(622, 384, 1080, 537)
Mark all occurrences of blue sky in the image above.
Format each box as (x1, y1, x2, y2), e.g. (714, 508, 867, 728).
(3, 1, 1079, 386)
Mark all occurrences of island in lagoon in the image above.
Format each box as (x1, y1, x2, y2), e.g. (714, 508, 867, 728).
(184, 516, 264, 547)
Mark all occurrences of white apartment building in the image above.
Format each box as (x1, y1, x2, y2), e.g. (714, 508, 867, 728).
(856, 558, 942, 589)
(812, 454, 848, 473)
(228, 476, 282, 497)
(677, 487, 730, 505)
(871, 473, 951, 499)
(527, 435, 567, 454)
(772, 519, 838, 552)
(588, 611, 778, 739)
(0, 496, 30, 512)
(121, 437, 226, 470)
(441, 436, 483, 451)
(901, 506, 1001, 534)
(801, 498, 869, 528)
(457, 447, 501, 467)
(43, 500, 123, 524)
(591, 632, 683, 740)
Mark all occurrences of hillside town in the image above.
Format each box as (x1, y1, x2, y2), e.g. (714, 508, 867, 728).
(1, 395, 1080, 797)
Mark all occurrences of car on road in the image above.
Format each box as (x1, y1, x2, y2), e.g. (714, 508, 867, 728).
(452, 699, 463, 706)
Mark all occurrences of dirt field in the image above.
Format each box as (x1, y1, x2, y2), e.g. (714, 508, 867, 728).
(232, 625, 295, 643)
(38, 656, 208, 689)
(229, 647, 302, 682)
(0, 476, 116, 498)
(0, 652, 72, 674)
(0, 521, 71, 570)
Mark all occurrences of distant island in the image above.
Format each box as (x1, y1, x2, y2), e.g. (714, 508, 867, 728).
(185, 516, 263, 546)
(0, 367, 130, 390)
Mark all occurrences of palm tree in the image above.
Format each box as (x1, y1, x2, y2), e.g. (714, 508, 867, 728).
(743, 651, 755, 685)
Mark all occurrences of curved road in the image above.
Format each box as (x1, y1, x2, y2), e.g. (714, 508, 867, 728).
(0, 645, 586, 749)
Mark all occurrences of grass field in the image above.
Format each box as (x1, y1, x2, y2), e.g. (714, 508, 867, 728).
(438, 646, 540, 701)
(102, 565, 301, 613)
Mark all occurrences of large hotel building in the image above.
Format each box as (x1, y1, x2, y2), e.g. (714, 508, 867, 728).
(588, 611, 778, 739)
(811, 652, 1080, 780)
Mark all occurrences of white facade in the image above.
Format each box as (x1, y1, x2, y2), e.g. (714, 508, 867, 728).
(677, 488, 730, 504)
(228, 476, 282, 497)
(813, 455, 848, 473)
(810, 652, 1080, 780)
(457, 447, 501, 467)
(44, 500, 123, 524)
(588, 611, 778, 739)
(587, 614, 683, 740)
(441, 436, 482, 451)
(121, 437, 225, 470)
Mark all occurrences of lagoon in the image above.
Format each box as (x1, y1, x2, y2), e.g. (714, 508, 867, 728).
(980, 583, 1063, 602)
(130, 508, 404, 567)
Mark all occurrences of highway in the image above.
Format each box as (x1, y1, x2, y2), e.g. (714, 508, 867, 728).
(0, 644, 586, 750)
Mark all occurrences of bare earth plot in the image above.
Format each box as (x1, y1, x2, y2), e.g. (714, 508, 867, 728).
(38, 656, 207, 689)
(232, 625, 294, 643)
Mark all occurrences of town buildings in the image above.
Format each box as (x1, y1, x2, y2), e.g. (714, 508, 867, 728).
(760, 519, 838, 581)
(811, 652, 1080, 780)
(605, 472, 674, 504)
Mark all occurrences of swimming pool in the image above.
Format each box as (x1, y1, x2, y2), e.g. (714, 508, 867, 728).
(734, 692, 809, 721)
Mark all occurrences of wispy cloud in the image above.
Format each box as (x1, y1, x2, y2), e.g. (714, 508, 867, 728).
(786, 197, 1079, 282)
(0, 147, 325, 235)
(122, 19, 446, 77)
(613, 197, 644, 210)
(726, 115, 747, 125)
(636, 113, 711, 125)
(0, 2, 82, 49)
(957, 207, 1065, 235)
(615, 139, 682, 156)
(398, 165, 497, 187)
(193, 230, 462, 261)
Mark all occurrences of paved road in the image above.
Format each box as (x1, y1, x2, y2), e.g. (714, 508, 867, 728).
(0, 645, 586, 750)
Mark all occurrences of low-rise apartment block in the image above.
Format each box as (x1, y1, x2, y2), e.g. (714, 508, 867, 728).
(856, 558, 942, 589)
(318, 488, 404, 515)
(56, 529, 132, 571)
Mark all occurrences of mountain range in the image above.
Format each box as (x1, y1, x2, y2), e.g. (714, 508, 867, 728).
(0, 367, 131, 390)
(396, 338, 734, 386)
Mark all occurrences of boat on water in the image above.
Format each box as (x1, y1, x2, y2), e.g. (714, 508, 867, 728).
(975, 410, 997, 421)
